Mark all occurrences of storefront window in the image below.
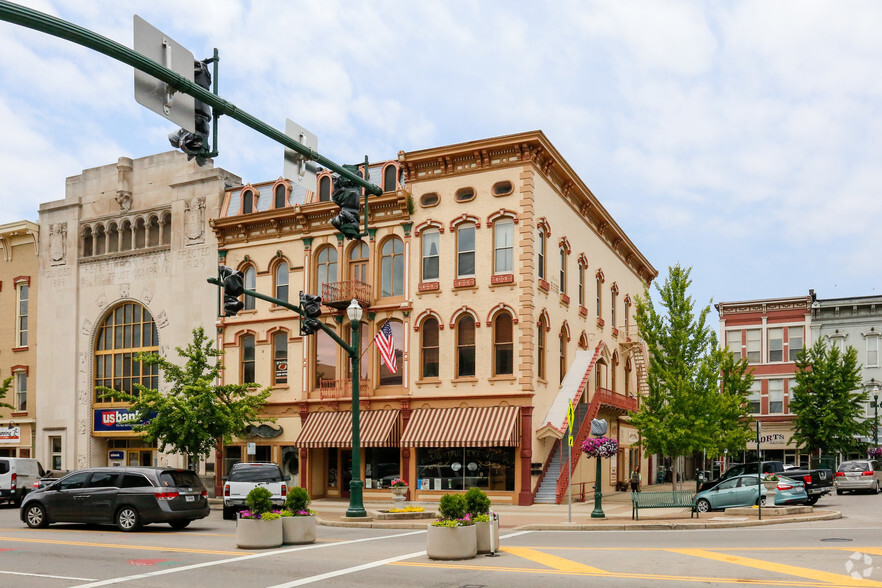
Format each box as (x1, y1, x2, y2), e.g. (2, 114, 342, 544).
(416, 447, 515, 491)
(364, 447, 400, 489)
(224, 445, 242, 476)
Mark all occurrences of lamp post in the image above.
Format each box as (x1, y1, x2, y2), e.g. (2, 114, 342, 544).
(873, 392, 879, 448)
(589, 419, 608, 519)
(346, 299, 366, 518)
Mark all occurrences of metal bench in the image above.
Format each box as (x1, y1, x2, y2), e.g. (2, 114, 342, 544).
(631, 490, 697, 520)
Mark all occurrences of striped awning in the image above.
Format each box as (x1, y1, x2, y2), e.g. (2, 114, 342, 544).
(400, 406, 521, 448)
(295, 410, 400, 448)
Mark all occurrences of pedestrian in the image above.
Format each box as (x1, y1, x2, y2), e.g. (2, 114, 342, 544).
(630, 466, 642, 493)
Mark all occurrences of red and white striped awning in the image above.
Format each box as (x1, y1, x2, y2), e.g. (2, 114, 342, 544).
(295, 410, 400, 448)
(400, 406, 521, 448)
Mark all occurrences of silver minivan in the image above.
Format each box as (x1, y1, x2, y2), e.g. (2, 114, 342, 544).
(834, 460, 882, 494)
(0, 458, 47, 506)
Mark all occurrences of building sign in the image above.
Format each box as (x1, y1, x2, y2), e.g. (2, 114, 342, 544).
(275, 360, 287, 384)
(93, 408, 154, 432)
(108, 450, 125, 460)
(747, 424, 795, 449)
(0, 427, 21, 443)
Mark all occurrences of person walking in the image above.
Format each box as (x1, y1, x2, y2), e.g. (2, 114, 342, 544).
(629, 466, 642, 493)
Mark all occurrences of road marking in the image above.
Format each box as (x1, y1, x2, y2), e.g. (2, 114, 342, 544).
(500, 546, 610, 574)
(0, 535, 248, 556)
(0, 569, 96, 581)
(68, 530, 427, 587)
(669, 548, 882, 587)
(265, 550, 427, 587)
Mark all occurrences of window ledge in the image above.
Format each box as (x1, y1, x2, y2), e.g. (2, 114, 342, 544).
(489, 375, 516, 382)
(491, 274, 514, 285)
(453, 278, 476, 289)
(538, 279, 550, 293)
(11, 346, 27, 352)
(415, 378, 442, 386)
(579, 306, 588, 317)
(560, 293, 570, 306)
(11, 411, 27, 417)
(272, 384, 290, 390)
(452, 377, 478, 385)
(269, 305, 292, 312)
(419, 281, 440, 292)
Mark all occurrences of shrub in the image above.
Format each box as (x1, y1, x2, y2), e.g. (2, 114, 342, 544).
(464, 487, 490, 516)
(438, 493, 467, 521)
(286, 486, 311, 513)
(245, 486, 273, 516)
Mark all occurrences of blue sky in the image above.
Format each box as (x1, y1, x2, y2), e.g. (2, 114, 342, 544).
(1, 1, 881, 310)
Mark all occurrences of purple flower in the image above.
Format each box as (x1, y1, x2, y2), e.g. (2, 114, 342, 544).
(581, 437, 619, 458)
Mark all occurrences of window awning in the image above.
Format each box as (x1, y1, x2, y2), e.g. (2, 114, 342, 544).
(400, 406, 521, 448)
(295, 410, 400, 448)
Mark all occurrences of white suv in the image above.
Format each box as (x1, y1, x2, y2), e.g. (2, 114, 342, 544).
(0, 458, 46, 506)
(222, 462, 289, 519)
(834, 460, 882, 494)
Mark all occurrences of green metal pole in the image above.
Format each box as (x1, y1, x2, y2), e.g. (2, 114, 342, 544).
(346, 322, 366, 517)
(874, 394, 878, 447)
(0, 1, 381, 196)
(590, 456, 605, 518)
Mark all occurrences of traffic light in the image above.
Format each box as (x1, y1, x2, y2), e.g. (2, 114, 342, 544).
(218, 265, 244, 316)
(330, 164, 362, 239)
(299, 291, 323, 335)
(168, 59, 212, 166)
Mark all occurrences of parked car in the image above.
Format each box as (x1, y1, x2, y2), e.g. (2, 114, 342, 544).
(773, 476, 809, 506)
(694, 474, 767, 513)
(699, 461, 832, 505)
(32, 470, 70, 491)
(222, 462, 289, 520)
(0, 458, 46, 506)
(20, 467, 209, 531)
(834, 460, 882, 495)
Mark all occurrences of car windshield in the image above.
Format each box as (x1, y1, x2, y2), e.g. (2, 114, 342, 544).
(159, 470, 205, 488)
(229, 465, 282, 482)
(839, 462, 869, 473)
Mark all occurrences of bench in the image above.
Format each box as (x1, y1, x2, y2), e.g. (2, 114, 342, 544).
(631, 490, 697, 520)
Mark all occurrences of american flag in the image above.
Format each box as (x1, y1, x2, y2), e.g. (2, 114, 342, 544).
(374, 320, 397, 374)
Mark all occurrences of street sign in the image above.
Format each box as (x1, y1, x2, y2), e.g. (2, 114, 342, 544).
(567, 404, 575, 431)
(283, 119, 320, 192)
(246, 442, 256, 455)
(568, 435, 574, 447)
(133, 15, 196, 132)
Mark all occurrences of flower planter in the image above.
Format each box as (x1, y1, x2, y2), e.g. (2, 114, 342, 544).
(763, 481, 778, 493)
(426, 524, 477, 560)
(282, 515, 316, 545)
(390, 486, 408, 507)
(475, 519, 499, 554)
(236, 517, 282, 549)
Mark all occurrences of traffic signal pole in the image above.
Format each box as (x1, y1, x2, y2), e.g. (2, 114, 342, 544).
(0, 0, 382, 197)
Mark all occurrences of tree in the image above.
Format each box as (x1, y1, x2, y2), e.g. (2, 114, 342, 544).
(790, 338, 869, 457)
(629, 264, 753, 489)
(0, 377, 15, 412)
(97, 326, 272, 468)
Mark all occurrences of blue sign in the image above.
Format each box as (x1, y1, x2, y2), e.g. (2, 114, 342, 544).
(93, 408, 153, 432)
(108, 450, 125, 460)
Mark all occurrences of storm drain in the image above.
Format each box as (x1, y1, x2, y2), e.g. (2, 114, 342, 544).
(820, 538, 854, 542)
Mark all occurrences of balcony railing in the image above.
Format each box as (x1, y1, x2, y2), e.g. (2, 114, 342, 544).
(321, 280, 372, 310)
(594, 387, 638, 413)
(319, 378, 372, 401)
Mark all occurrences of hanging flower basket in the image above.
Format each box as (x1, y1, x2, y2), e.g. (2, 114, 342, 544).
(869, 447, 882, 459)
(581, 437, 619, 458)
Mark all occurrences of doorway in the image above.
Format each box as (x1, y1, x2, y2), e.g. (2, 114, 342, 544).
(341, 449, 352, 498)
(127, 450, 153, 467)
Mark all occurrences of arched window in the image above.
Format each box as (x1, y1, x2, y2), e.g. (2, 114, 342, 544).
(559, 246, 568, 294)
(559, 327, 567, 384)
(121, 220, 132, 251)
(595, 358, 607, 389)
(456, 223, 476, 278)
(493, 312, 514, 376)
(421, 317, 440, 379)
(134, 218, 146, 249)
(242, 189, 254, 214)
(624, 297, 631, 333)
(94, 302, 158, 403)
(274, 184, 287, 209)
(148, 216, 160, 247)
(275, 261, 289, 303)
(272, 331, 288, 385)
(161, 212, 171, 245)
(383, 165, 397, 193)
(83, 227, 94, 257)
(107, 223, 119, 253)
(349, 241, 369, 285)
(315, 325, 338, 389)
(625, 358, 632, 396)
(494, 219, 514, 275)
(241, 334, 256, 384)
(610, 287, 617, 328)
(537, 226, 546, 280)
(316, 246, 338, 298)
(456, 315, 476, 378)
(537, 316, 547, 380)
(380, 237, 404, 297)
(243, 266, 256, 311)
(421, 229, 440, 282)
(95, 225, 106, 256)
(378, 320, 403, 386)
(319, 176, 331, 202)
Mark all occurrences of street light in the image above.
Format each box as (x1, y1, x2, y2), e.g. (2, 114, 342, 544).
(346, 299, 366, 518)
(873, 391, 879, 448)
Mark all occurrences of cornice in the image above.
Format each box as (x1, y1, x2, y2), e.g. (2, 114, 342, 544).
(716, 297, 812, 317)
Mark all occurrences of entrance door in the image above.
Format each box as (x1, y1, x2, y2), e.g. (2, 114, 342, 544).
(341, 449, 352, 498)
(127, 450, 152, 467)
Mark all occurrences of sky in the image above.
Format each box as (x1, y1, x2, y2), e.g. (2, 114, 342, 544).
(1, 0, 881, 311)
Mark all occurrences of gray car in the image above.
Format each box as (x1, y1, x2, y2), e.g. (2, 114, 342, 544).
(834, 460, 882, 494)
(20, 467, 209, 531)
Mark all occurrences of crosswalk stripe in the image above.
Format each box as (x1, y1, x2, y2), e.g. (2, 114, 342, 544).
(501, 546, 609, 573)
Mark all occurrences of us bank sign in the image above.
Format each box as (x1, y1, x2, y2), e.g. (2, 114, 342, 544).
(93, 408, 154, 433)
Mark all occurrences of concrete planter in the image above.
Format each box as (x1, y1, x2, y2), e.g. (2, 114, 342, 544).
(282, 515, 316, 545)
(235, 517, 283, 549)
(390, 486, 408, 507)
(475, 519, 500, 554)
(426, 524, 477, 560)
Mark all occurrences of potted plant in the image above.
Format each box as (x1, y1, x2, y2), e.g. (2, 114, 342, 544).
(279, 486, 316, 544)
(235, 486, 283, 549)
(390, 478, 409, 506)
(465, 487, 497, 554)
(762, 473, 780, 493)
(426, 494, 477, 560)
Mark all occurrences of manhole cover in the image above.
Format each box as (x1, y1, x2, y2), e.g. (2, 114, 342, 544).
(820, 538, 853, 542)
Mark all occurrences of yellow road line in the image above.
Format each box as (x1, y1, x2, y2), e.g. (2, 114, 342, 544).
(669, 548, 882, 587)
(500, 546, 610, 574)
(0, 536, 250, 556)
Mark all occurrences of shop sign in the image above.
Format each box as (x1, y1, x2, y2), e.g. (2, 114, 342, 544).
(0, 427, 20, 443)
(275, 360, 287, 383)
(108, 450, 125, 460)
(93, 408, 154, 432)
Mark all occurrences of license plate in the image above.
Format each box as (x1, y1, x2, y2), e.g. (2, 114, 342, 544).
(185, 495, 194, 502)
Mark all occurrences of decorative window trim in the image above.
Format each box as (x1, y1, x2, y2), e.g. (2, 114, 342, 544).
(492, 180, 514, 197)
(561, 320, 571, 342)
(10, 365, 28, 376)
(418, 192, 440, 208)
(596, 268, 605, 283)
(449, 306, 480, 329)
(486, 303, 519, 327)
(537, 308, 551, 330)
(270, 179, 291, 209)
(536, 217, 551, 237)
(317, 173, 333, 203)
(862, 327, 881, 338)
(577, 253, 588, 268)
(578, 331, 589, 349)
(414, 310, 445, 331)
(558, 236, 571, 254)
(623, 293, 632, 305)
(414, 219, 445, 236)
(610, 282, 619, 295)
(486, 209, 519, 227)
(232, 329, 261, 345)
(449, 214, 481, 231)
(381, 162, 399, 193)
(13, 276, 30, 286)
(239, 185, 260, 214)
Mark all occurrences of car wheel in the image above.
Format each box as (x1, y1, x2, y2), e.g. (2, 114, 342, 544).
(115, 506, 141, 532)
(836, 489, 843, 496)
(223, 506, 237, 521)
(872, 482, 879, 495)
(756, 496, 766, 506)
(169, 519, 192, 530)
(24, 504, 49, 529)
(695, 498, 711, 513)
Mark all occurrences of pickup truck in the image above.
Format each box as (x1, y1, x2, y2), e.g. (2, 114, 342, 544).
(222, 462, 290, 520)
(699, 461, 833, 505)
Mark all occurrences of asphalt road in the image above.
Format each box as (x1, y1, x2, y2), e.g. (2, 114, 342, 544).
(0, 491, 879, 587)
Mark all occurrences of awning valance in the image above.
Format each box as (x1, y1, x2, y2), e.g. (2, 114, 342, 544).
(400, 406, 521, 448)
(295, 410, 400, 448)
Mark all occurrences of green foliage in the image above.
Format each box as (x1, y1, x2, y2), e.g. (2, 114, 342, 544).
(245, 486, 274, 515)
(629, 265, 753, 465)
(430, 518, 461, 527)
(464, 487, 491, 516)
(260, 512, 282, 521)
(285, 486, 311, 512)
(438, 493, 467, 521)
(790, 338, 869, 455)
(0, 377, 15, 412)
(96, 327, 272, 467)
